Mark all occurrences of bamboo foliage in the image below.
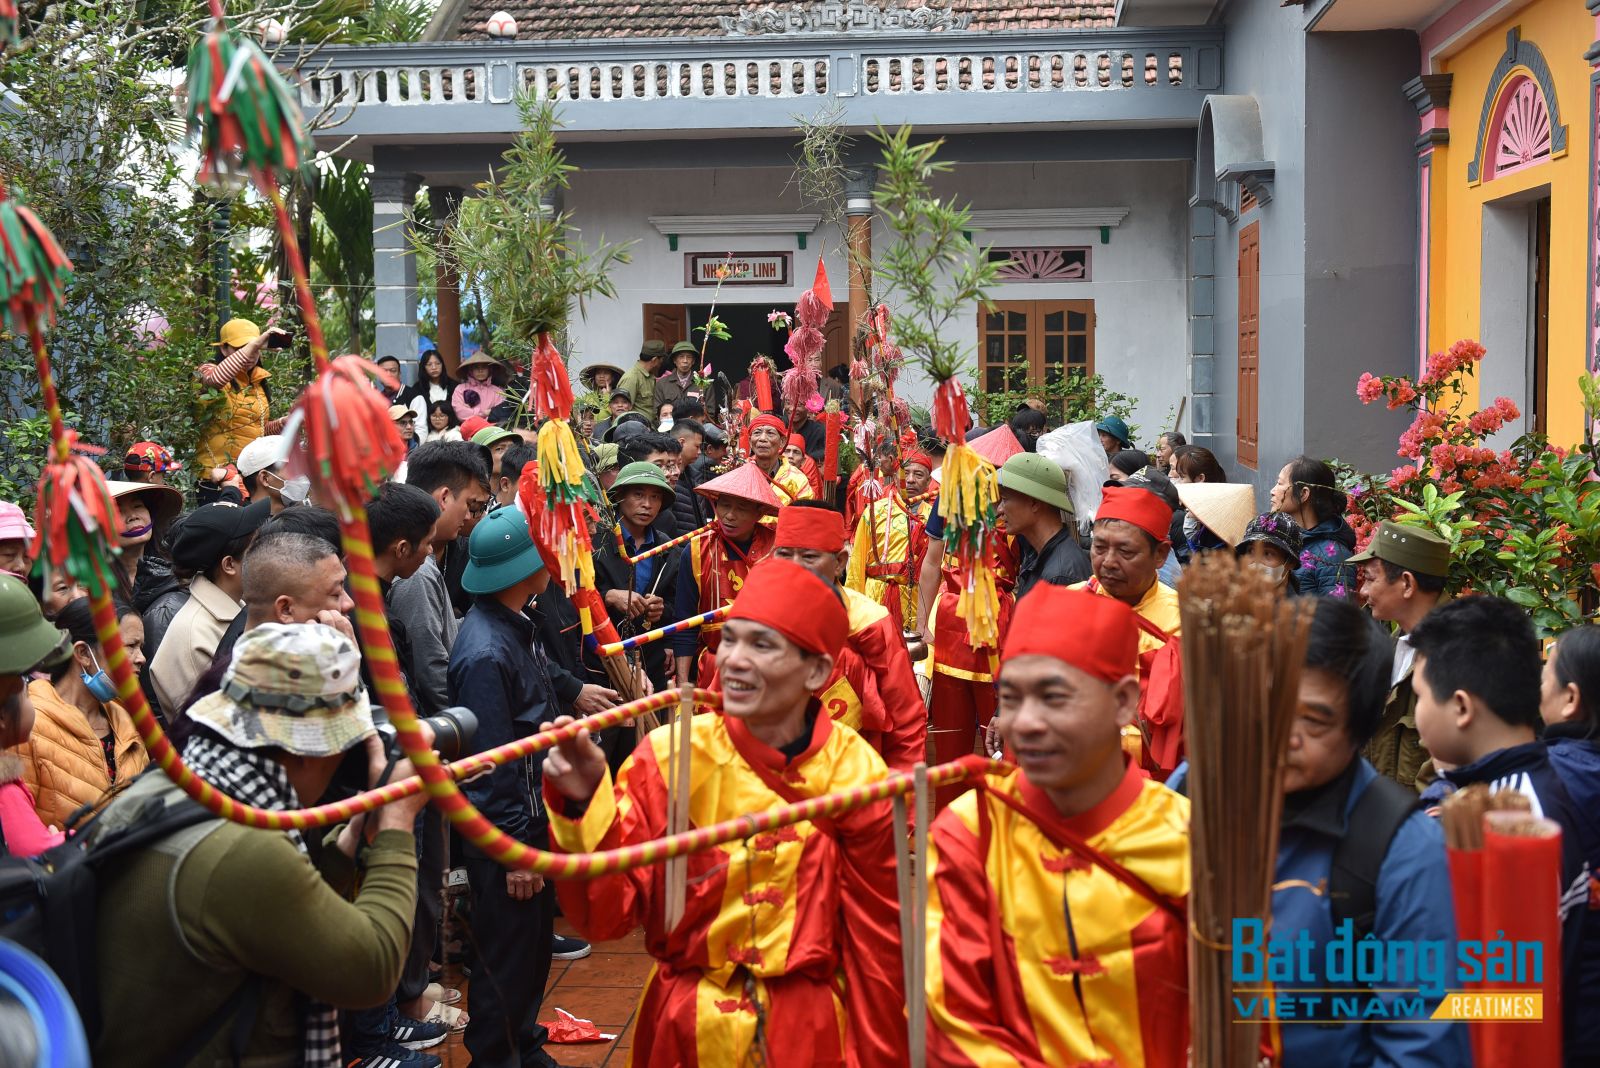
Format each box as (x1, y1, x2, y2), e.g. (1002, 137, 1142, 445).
(1179, 554, 1314, 1068)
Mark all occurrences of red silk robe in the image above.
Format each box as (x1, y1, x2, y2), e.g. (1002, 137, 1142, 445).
(925, 760, 1191, 1067)
(685, 525, 776, 673)
(548, 709, 909, 1068)
(841, 587, 926, 774)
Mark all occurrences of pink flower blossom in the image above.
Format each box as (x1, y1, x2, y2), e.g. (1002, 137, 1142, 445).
(1357, 373, 1384, 404)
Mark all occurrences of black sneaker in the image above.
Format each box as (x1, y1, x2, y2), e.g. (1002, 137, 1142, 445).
(551, 933, 591, 960)
(347, 1044, 441, 1068)
(391, 1014, 449, 1051)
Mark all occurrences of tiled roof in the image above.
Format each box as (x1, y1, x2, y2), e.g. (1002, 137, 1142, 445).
(443, 1, 1117, 41)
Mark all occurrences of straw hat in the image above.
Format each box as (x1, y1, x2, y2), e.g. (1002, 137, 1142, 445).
(695, 461, 782, 516)
(104, 480, 183, 527)
(1176, 482, 1257, 547)
(580, 363, 626, 390)
(456, 352, 509, 386)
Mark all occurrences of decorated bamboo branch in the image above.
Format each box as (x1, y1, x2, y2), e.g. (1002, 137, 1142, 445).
(871, 126, 1007, 646)
(1178, 554, 1314, 1068)
(597, 606, 732, 657)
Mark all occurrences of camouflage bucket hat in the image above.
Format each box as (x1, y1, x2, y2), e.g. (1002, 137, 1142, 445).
(186, 622, 375, 757)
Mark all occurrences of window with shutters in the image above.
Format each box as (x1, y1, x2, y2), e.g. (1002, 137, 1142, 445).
(978, 300, 1095, 421)
(1237, 223, 1260, 469)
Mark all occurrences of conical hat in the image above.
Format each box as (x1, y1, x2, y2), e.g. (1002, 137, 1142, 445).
(695, 461, 782, 515)
(1176, 481, 1257, 547)
(968, 425, 1024, 467)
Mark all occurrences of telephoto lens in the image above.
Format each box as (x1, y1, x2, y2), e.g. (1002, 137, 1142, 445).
(422, 706, 479, 761)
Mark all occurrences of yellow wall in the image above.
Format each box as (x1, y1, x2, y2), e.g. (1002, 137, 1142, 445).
(1426, 0, 1592, 447)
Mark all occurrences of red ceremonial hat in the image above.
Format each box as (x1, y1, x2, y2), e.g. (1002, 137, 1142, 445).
(461, 415, 491, 441)
(903, 450, 934, 470)
(787, 433, 807, 450)
(1002, 585, 1139, 683)
(729, 558, 848, 659)
(749, 413, 787, 439)
(695, 461, 782, 515)
(1097, 485, 1174, 544)
(969, 425, 1024, 466)
(775, 504, 845, 553)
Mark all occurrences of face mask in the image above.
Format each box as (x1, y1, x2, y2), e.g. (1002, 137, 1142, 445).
(81, 650, 118, 704)
(1182, 512, 1200, 540)
(1250, 561, 1287, 584)
(121, 522, 153, 539)
(280, 475, 311, 504)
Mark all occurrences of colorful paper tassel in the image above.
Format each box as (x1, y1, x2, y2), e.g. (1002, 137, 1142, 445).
(32, 435, 121, 597)
(289, 355, 407, 509)
(527, 330, 575, 420)
(0, 187, 73, 332)
(185, 23, 314, 185)
(518, 436, 599, 593)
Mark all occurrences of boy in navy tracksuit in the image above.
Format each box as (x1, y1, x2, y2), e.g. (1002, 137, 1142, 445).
(1412, 596, 1597, 1067)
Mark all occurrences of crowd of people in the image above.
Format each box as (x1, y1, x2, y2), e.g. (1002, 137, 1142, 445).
(0, 321, 1595, 1067)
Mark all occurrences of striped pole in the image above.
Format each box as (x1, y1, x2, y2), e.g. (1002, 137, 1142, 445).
(614, 520, 714, 564)
(597, 606, 730, 657)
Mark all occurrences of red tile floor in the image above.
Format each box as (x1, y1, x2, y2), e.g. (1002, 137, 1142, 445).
(432, 919, 651, 1067)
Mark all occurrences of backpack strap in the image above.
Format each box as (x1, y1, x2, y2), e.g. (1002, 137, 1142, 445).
(1328, 773, 1418, 940)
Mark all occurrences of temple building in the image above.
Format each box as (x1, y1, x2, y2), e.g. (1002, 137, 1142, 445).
(306, 0, 1600, 485)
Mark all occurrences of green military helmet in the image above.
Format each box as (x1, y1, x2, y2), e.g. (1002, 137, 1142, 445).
(609, 461, 676, 511)
(997, 453, 1073, 513)
(0, 574, 67, 676)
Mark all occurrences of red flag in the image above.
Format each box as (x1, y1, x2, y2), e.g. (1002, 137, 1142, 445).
(812, 258, 833, 310)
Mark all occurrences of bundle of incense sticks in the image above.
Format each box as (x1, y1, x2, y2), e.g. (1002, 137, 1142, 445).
(1439, 784, 1532, 849)
(1441, 786, 1562, 1068)
(1178, 554, 1313, 1068)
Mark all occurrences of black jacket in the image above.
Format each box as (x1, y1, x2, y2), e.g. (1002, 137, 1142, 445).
(1014, 526, 1092, 601)
(449, 597, 555, 844)
(593, 522, 682, 692)
(670, 472, 704, 537)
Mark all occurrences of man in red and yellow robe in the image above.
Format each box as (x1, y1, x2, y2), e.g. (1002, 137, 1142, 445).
(747, 414, 813, 506)
(543, 559, 909, 1068)
(845, 485, 929, 636)
(673, 462, 780, 684)
(1069, 485, 1185, 777)
(926, 584, 1190, 1067)
(773, 502, 927, 773)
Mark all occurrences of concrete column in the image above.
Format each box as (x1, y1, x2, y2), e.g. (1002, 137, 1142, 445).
(1187, 201, 1216, 442)
(844, 167, 876, 371)
(371, 172, 421, 381)
(429, 185, 464, 375)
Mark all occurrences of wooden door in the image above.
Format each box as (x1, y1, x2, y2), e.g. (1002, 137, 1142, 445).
(822, 312, 850, 373)
(642, 304, 688, 350)
(1236, 222, 1260, 469)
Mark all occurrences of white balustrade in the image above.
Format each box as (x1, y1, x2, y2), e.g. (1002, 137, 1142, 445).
(294, 40, 1205, 115)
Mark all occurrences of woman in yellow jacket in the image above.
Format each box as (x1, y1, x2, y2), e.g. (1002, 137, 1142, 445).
(195, 317, 290, 470)
(13, 597, 149, 832)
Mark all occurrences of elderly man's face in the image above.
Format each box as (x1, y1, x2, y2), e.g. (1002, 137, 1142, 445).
(750, 425, 783, 462)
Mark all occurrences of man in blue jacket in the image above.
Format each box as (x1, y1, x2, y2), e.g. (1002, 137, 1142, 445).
(1173, 597, 1467, 1066)
(448, 507, 562, 1068)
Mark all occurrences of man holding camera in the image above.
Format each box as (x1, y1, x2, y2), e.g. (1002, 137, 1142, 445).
(93, 622, 430, 1067)
(195, 317, 291, 471)
(447, 507, 564, 1068)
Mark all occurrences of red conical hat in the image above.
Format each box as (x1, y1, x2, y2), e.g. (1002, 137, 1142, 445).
(969, 425, 1024, 467)
(695, 461, 782, 515)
